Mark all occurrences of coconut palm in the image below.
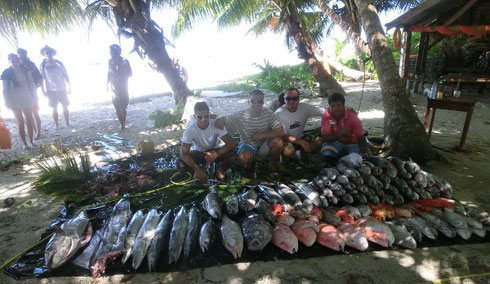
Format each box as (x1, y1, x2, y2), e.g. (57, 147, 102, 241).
(0, 0, 192, 104)
(353, 0, 436, 161)
(172, 0, 346, 96)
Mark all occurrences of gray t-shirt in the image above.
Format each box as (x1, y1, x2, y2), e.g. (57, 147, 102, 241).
(181, 118, 228, 151)
(275, 102, 324, 138)
(225, 108, 282, 147)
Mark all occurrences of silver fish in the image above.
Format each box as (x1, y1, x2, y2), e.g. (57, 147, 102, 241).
(225, 194, 239, 216)
(147, 210, 173, 272)
(441, 209, 467, 229)
(275, 183, 302, 208)
(131, 209, 161, 270)
(45, 211, 92, 269)
(183, 206, 200, 259)
(393, 217, 423, 243)
(220, 215, 243, 259)
(238, 188, 258, 212)
(472, 227, 486, 238)
(338, 153, 363, 168)
(122, 210, 145, 264)
(338, 223, 369, 251)
(341, 205, 361, 220)
(241, 214, 273, 251)
(256, 184, 285, 205)
(202, 190, 224, 218)
(291, 182, 321, 206)
(419, 212, 456, 238)
(168, 206, 189, 264)
(319, 167, 339, 180)
(320, 208, 341, 226)
(456, 227, 472, 240)
(199, 219, 217, 253)
(356, 204, 372, 217)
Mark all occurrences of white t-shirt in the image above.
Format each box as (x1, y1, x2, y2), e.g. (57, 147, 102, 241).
(275, 102, 324, 138)
(181, 119, 228, 151)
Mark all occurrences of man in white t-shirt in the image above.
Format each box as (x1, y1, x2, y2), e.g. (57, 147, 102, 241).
(274, 87, 324, 160)
(179, 102, 235, 181)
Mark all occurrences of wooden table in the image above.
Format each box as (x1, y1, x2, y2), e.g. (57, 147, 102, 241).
(423, 98, 478, 150)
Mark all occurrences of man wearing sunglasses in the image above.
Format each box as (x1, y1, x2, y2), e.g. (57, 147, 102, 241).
(179, 102, 236, 181)
(275, 87, 324, 162)
(215, 90, 284, 172)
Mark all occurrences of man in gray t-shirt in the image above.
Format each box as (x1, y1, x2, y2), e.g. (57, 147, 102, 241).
(179, 102, 235, 181)
(275, 87, 324, 159)
(216, 89, 284, 171)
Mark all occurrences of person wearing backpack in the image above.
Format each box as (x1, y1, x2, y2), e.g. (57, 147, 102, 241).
(39, 45, 71, 128)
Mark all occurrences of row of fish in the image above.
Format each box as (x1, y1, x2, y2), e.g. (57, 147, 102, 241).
(302, 153, 453, 208)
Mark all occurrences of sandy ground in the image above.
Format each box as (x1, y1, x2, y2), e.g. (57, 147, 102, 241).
(1, 82, 490, 283)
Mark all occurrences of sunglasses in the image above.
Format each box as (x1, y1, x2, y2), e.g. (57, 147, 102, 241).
(285, 96, 299, 101)
(195, 114, 209, 120)
(250, 99, 264, 105)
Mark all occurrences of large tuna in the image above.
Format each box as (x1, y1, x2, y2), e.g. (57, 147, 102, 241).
(272, 223, 298, 254)
(241, 214, 273, 251)
(147, 210, 173, 272)
(256, 184, 285, 205)
(317, 223, 345, 251)
(131, 209, 161, 270)
(290, 219, 319, 247)
(121, 210, 145, 264)
(168, 207, 189, 264)
(407, 216, 438, 240)
(255, 198, 276, 223)
(418, 212, 456, 238)
(220, 215, 244, 259)
(275, 182, 302, 208)
(183, 206, 201, 259)
(45, 211, 92, 269)
(291, 182, 321, 207)
(386, 222, 417, 249)
(225, 194, 239, 216)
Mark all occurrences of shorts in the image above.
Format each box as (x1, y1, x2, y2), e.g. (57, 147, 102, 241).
(321, 140, 360, 157)
(46, 91, 69, 108)
(112, 90, 129, 110)
(178, 149, 235, 172)
(237, 140, 270, 157)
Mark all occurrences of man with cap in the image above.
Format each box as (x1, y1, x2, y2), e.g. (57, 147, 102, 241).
(39, 45, 71, 128)
(17, 48, 42, 139)
(107, 44, 132, 129)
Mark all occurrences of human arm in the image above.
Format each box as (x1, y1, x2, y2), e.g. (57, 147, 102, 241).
(180, 143, 207, 181)
(357, 136, 371, 157)
(252, 127, 284, 142)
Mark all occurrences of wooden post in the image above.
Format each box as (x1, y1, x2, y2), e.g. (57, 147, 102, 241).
(401, 31, 412, 79)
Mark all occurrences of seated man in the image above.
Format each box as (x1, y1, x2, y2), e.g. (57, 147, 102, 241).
(216, 90, 284, 171)
(179, 102, 235, 181)
(321, 93, 369, 163)
(274, 87, 324, 160)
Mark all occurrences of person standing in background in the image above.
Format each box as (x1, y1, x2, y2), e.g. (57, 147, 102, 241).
(39, 45, 71, 128)
(1, 54, 36, 149)
(17, 48, 42, 139)
(107, 44, 132, 130)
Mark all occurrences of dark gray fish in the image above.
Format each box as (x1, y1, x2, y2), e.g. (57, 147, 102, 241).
(241, 214, 273, 251)
(321, 188, 335, 198)
(353, 193, 367, 204)
(367, 194, 380, 204)
(183, 207, 201, 259)
(328, 195, 339, 205)
(408, 216, 438, 240)
(335, 174, 350, 185)
(363, 160, 375, 169)
(358, 164, 371, 176)
(356, 204, 372, 217)
(393, 217, 423, 243)
(168, 207, 189, 264)
(131, 209, 161, 270)
(238, 188, 258, 212)
(386, 222, 417, 249)
(199, 219, 217, 253)
(255, 198, 276, 223)
(341, 194, 354, 204)
(225, 194, 239, 216)
(343, 182, 356, 191)
(357, 184, 369, 194)
(202, 190, 224, 218)
(319, 195, 329, 208)
(393, 194, 405, 206)
(147, 210, 173, 272)
(351, 175, 364, 186)
(256, 184, 285, 205)
(408, 191, 420, 201)
(338, 153, 363, 168)
(341, 205, 361, 220)
(413, 171, 428, 188)
(320, 167, 339, 180)
(336, 163, 360, 178)
(384, 194, 395, 205)
(387, 156, 405, 171)
(333, 188, 347, 197)
(393, 178, 408, 189)
(321, 208, 341, 226)
(275, 183, 302, 208)
(371, 166, 383, 176)
(330, 182, 343, 192)
(312, 177, 325, 189)
(404, 161, 420, 173)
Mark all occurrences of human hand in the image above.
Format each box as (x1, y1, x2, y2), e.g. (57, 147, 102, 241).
(361, 149, 373, 159)
(298, 140, 312, 153)
(215, 118, 225, 130)
(252, 133, 263, 142)
(194, 168, 208, 181)
(204, 151, 218, 164)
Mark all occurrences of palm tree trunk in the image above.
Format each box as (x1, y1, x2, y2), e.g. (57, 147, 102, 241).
(353, 0, 436, 162)
(283, 4, 346, 96)
(113, 0, 192, 104)
(315, 0, 371, 57)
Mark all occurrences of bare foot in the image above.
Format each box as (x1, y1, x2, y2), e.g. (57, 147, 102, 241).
(23, 144, 30, 150)
(217, 169, 226, 181)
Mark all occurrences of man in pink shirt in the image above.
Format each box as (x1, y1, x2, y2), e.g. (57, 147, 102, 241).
(321, 93, 369, 162)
